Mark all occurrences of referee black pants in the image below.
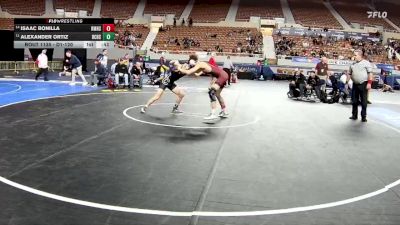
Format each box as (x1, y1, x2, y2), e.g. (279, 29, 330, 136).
(223, 68, 231, 85)
(35, 68, 49, 80)
(352, 81, 368, 118)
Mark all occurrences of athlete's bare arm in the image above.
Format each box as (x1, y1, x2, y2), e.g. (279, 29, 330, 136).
(179, 62, 208, 76)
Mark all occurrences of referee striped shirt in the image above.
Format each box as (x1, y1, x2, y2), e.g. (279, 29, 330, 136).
(349, 60, 372, 84)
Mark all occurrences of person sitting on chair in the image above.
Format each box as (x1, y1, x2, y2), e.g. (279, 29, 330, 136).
(130, 61, 143, 88)
(115, 58, 129, 88)
(327, 72, 339, 95)
(306, 71, 321, 101)
(289, 69, 306, 99)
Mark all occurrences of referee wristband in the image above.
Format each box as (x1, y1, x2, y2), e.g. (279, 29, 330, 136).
(367, 80, 372, 85)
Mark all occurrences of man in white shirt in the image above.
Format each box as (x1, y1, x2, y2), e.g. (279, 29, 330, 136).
(35, 49, 49, 81)
(110, 60, 118, 75)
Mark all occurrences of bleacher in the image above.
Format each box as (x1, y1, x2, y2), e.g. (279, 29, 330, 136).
(101, 0, 139, 19)
(273, 34, 393, 64)
(288, 0, 342, 29)
(143, 0, 189, 18)
(0, 18, 14, 30)
(236, 0, 284, 21)
(152, 26, 263, 56)
(189, 0, 232, 23)
(54, 0, 94, 14)
(0, 0, 45, 15)
(115, 25, 150, 48)
(331, 0, 395, 31)
(374, 1, 400, 28)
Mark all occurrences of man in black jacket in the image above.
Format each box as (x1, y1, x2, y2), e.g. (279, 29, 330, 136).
(89, 59, 107, 87)
(289, 69, 306, 99)
(306, 71, 321, 101)
(66, 50, 88, 86)
(115, 59, 129, 88)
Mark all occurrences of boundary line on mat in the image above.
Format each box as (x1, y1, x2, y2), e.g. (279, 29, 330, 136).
(0, 83, 22, 95)
(0, 92, 399, 217)
(123, 103, 260, 129)
(0, 78, 208, 91)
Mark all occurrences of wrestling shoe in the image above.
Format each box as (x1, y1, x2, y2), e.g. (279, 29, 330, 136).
(204, 114, 218, 120)
(171, 108, 183, 114)
(140, 106, 147, 113)
(219, 111, 229, 118)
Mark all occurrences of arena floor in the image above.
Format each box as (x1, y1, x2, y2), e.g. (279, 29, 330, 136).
(0, 75, 400, 225)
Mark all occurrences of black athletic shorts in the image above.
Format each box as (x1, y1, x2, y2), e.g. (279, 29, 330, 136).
(159, 81, 177, 91)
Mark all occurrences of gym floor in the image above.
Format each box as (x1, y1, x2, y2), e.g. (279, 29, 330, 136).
(0, 75, 400, 225)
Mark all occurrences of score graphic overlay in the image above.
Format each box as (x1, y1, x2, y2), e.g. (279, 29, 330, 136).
(14, 18, 115, 49)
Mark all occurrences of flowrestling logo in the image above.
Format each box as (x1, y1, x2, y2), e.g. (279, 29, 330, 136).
(367, 11, 388, 19)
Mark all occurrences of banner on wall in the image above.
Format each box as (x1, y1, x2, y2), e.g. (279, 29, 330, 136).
(291, 57, 352, 66)
(274, 28, 380, 42)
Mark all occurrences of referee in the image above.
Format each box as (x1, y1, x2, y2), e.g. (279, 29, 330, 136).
(35, 49, 49, 81)
(348, 50, 373, 122)
(223, 56, 234, 86)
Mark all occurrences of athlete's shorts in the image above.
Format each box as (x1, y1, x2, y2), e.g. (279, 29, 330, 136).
(159, 82, 177, 91)
(215, 72, 229, 88)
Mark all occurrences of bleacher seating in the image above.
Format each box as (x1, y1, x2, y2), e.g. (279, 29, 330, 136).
(273, 34, 395, 64)
(54, 0, 94, 14)
(189, 0, 232, 23)
(143, 0, 189, 18)
(331, 0, 395, 31)
(0, 18, 14, 30)
(152, 26, 263, 56)
(101, 0, 139, 19)
(115, 25, 150, 49)
(236, 0, 284, 21)
(0, 0, 45, 15)
(374, 1, 400, 28)
(288, 0, 342, 29)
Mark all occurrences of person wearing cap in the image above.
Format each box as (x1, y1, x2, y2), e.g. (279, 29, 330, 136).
(348, 50, 373, 122)
(35, 49, 49, 81)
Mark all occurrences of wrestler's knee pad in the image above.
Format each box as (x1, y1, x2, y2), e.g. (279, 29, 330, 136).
(208, 88, 217, 102)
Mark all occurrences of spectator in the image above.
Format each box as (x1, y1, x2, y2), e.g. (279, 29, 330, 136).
(110, 60, 118, 75)
(96, 49, 108, 69)
(173, 17, 177, 27)
(130, 61, 143, 88)
(66, 50, 88, 86)
(181, 18, 185, 26)
(35, 49, 49, 81)
(306, 71, 321, 101)
(315, 56, 329, 77)
(189, 17, 193, 27)
(115, 58, 129, 88)
(90, 59, 107, 87)
(289, 69, 306, 99)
